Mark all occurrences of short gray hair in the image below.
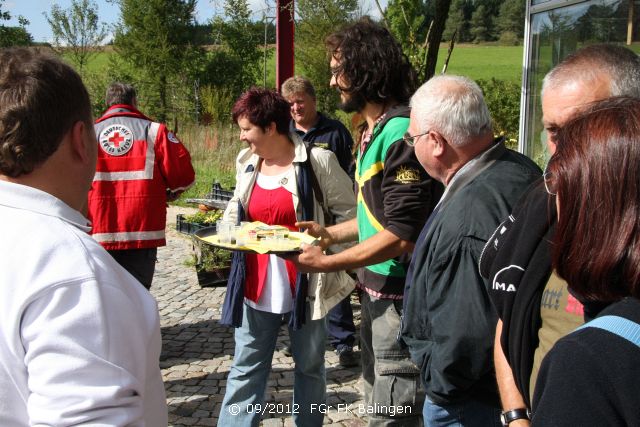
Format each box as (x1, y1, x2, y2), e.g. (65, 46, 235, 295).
(105, 82, 136, 107)
(281, 76, 316, 99)
(410, 75, 492, 147)
(542, 44, 640, 98)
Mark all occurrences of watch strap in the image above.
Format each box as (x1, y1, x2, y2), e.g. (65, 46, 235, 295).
(501, 408, 531, 426)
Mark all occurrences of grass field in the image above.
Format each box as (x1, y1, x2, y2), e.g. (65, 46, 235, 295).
(437, 44, 523, 83)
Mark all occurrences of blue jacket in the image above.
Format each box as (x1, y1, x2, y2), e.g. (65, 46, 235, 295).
(291, 112, 354, 178)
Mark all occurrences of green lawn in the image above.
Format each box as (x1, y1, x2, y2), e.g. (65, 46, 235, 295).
(62, 48, 112, 73)
(435, 44, 523, 83)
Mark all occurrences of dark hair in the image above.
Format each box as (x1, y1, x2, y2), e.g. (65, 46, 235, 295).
(325, 16, 417, 105)
(106, 82, 137, 107)
(231, 87, 291, 135)
(550, 96, 640, 301)
(0, 48, 92, 177)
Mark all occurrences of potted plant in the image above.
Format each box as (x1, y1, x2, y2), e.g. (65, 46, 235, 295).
(176, 210, 222, 235)
(178, 210, 233, 287)
(193, 244, 232, 287)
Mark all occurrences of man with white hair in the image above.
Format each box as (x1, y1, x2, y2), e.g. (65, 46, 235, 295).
(400, 75, 540, 426)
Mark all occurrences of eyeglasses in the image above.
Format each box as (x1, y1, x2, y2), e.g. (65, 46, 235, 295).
(543, 165, 557, 196)
(330, 67, 340, 77)
(403, 130, 430, 147)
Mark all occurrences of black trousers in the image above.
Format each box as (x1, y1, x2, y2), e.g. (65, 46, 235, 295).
(108, 248, 158, 290)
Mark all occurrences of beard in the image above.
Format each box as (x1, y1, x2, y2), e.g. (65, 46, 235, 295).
(337, 91, 366, 113)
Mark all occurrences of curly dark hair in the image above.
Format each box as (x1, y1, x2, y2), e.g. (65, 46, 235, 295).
(325, 17, 417, 106)
(231, 87, 291, 135)
(0, 48, 92, 178)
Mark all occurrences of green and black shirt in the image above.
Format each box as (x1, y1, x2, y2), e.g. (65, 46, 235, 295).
(355, 105, 443, 297)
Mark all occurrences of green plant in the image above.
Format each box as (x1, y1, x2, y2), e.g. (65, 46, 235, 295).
(476, 77, 520, 149)
(181, 209, 232, 272)
(112, 0, 201, 122)
(173, 122, 241, 205)
(183, 210, 223, 225)
(199, 85, 235, 125)
(197, 245, 232, 271)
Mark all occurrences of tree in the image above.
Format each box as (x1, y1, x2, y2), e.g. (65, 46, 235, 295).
(443, 0, 471, 42)
(575, 3, 622, 43)
(0, 0, 7, 22)
(541, 10, 577, 65)
(194, 0, 264, 126)
(44, 0, 108, 71)
(387, 0, 428, 68)
(206, 0, 262, 94)
(0, 0, 32, 47)
(496, 0, 525, 41)
(112, 0, 201, 121)
(423, 0, 453, 82)
(385, 0, 451, 83)
(469, 4, 492, 42)
(295, 0, 359, 114)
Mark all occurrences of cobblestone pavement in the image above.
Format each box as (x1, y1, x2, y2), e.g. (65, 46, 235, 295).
(152, 207, 367, 426)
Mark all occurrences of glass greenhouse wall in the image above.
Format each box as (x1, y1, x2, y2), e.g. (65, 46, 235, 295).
(521, 0, 640, 165)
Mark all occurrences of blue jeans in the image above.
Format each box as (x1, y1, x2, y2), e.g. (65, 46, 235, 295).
(423, 397, 501, 427)
(360, 292, 424, 426)
(327, 294, 356, 350)
(218, 303, 327, 427)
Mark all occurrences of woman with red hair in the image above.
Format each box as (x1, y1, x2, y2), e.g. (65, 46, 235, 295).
(532, 96, 640, 425)
(217, 87, 356, 426)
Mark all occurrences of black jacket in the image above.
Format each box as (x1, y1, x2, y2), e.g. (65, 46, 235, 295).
(478, 181, 556, 408)
(402, 141, 541, 407)
(532, 298, 640, 426)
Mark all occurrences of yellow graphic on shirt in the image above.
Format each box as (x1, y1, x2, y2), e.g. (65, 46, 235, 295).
(356, 161, 384, 186)
(356, 161, 385, 232)
(357, 193, 384, 231)
(395, 166, 421, 184)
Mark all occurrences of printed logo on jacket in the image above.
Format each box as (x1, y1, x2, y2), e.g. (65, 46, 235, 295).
(99, 124, 134, 156)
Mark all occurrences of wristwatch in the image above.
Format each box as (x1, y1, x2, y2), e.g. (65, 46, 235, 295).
(500, 408, 531, 426)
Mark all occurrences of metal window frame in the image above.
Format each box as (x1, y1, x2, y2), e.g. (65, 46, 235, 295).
(519, 0, 590, 155)
(530, 0, 590, 14)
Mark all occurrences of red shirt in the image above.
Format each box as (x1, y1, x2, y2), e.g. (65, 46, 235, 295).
(244, 182, 298, 302)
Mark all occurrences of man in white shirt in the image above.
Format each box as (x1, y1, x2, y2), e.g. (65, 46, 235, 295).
(0, 48, 167, 425)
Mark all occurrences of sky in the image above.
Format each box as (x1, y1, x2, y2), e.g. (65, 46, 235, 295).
(4, 0, 386, 44)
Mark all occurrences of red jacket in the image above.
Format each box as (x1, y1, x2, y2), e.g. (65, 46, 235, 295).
(88, 105, 195, 250)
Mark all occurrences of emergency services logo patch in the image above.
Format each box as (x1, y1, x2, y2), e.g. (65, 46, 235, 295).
(167, 132, 180, 143)
(99, 125, 134, 156)
(395, 166, 421, 184)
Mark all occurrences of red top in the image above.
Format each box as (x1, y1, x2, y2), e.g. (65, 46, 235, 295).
(244, 182, 298, 302)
